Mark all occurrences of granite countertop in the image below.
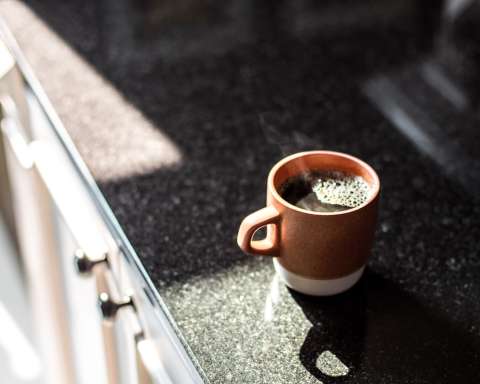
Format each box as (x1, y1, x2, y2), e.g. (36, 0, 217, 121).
(1, 1, 480, 383)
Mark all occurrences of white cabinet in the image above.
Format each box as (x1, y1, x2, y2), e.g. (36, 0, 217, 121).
(0, 31, 204, 384)
(0, 38, 118, 384)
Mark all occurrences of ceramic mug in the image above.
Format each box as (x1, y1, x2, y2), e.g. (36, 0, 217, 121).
(237, 151, 380, 296)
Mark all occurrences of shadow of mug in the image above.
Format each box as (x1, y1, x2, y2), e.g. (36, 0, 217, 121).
(290, 272, 367, 382)
(290, 270, 480, 383)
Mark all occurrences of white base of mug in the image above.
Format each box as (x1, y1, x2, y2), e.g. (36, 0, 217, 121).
(273, 258, 365, 296)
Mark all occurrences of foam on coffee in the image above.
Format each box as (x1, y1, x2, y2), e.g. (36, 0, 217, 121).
(279, 170, 371, 212)
(311, 170, 370, 208)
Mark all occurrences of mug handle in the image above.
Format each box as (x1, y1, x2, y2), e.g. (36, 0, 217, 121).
(237, 206, 280, 256)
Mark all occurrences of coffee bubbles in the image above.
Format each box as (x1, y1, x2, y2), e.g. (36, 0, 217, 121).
(279, 170, 371, 213)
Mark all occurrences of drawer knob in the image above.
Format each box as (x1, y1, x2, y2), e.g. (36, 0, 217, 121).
(98, 292, 134, 320)
(73, 249, 108, 276)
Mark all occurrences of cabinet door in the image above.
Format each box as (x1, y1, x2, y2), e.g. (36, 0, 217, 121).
(1, 95, 125, 384)
(1, 108, 76, 384)
(52, 206, 113, 384)
(32, 139, 122, 384)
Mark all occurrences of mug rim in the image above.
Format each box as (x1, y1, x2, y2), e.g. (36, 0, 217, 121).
(268, 150, 380, 216)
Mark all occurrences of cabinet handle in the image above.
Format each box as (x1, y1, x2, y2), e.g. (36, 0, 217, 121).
(73, 249, 108, 276)
(0, 96, 33, 169)
(136, 337, 174, 384)
(98, 292, 135, 320)
(0, 39, 32, 169)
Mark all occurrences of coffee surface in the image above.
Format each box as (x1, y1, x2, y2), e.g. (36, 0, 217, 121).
(279, 170, 371, 212)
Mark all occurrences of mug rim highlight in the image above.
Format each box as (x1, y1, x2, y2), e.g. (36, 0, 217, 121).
(268, 150, 380, 216)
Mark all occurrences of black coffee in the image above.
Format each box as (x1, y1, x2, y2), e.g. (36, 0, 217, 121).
(279, 170, 371, 212)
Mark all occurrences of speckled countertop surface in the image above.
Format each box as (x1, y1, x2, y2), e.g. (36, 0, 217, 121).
(1, 1, 480, 383)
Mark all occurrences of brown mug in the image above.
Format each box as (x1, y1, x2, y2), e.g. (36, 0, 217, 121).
(237, 151, 380, 295)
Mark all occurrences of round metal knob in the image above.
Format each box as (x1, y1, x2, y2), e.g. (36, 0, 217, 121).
(74, 249, 108, 276)
(98, 292, 134, 320)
